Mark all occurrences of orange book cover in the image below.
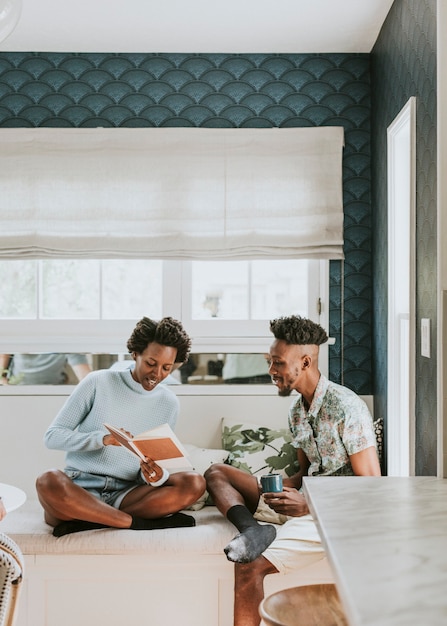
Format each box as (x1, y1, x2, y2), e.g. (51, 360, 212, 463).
(104, 423, 192, 470)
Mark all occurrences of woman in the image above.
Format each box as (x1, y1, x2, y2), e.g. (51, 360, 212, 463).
(36, 317, 205, 537)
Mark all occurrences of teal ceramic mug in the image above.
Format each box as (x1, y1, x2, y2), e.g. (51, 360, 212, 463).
(260, 474, 283, 493)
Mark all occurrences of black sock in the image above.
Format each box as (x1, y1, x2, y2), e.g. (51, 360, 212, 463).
(226, 504, 259, 532)
(52, 512, 196, 538)
(224, 524, 277, 564)
(53, 520, 110, 537)
(130, 512, 196, 530)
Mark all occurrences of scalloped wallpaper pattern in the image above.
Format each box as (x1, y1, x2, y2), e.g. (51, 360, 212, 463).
(0, 52, 372, 393)
(371, 0, 437, 474)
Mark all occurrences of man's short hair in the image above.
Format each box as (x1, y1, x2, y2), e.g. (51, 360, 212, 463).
(270, 315, 328, 346)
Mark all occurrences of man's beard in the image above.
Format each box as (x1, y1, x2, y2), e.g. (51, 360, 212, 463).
(277, 386, 292, 397)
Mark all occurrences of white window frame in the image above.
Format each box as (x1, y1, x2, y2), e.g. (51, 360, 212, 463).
(0, 259, 329, 362)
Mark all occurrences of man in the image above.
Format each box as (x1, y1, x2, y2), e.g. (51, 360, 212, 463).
(36, 316, 205, 537)
(0, 353, 91, 385)
(205, 315, 381, 626)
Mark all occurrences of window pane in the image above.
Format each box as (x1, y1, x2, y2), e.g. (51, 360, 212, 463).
(41, 260, 100, 319)
(191, 260, 310, 321)
(102, 260, 163, 319)
(0, 260, 36, 318)
(0, 259, 323, 356)
(251, 260, 309, 319)
(192, 262, 249, 319)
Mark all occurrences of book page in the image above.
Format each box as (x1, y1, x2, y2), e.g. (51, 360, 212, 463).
(132, 438, 183, 461)
(133, 424, 192, 469)
(104, 422, 192, 469)
(103, 423, 146, 461)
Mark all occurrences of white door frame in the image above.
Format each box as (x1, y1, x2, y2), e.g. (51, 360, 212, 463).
(387, 96, 416, 476)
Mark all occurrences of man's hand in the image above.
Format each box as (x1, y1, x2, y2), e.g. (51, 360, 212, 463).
(140, 458, 164, 484)
(263, 486, 309, 517)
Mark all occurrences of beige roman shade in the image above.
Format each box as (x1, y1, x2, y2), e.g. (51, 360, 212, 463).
(0, 126, 344, 260)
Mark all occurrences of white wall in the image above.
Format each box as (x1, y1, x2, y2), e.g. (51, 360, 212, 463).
(0, 387, 373, 499)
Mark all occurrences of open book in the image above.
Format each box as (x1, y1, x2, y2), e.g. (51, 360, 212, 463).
(104, 423, 192, 470)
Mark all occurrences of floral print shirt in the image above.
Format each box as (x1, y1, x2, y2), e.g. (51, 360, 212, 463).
(288, 374, 377, 476)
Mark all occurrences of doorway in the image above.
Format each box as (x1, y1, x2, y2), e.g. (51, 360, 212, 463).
(387, 96, 416, 476)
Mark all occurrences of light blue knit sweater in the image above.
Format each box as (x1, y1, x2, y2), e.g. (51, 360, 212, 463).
(44, 368, 179, 481)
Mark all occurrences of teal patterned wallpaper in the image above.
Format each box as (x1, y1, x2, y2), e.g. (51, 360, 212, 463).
(371, 0, 437, 474)
(0, 52, 372, 393)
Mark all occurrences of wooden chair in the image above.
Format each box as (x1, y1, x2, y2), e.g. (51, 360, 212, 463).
(0, 533, 24, 626)
(259, 583, 348, 626)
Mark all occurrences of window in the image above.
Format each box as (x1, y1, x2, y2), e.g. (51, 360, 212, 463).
(0, 127, 339, 386)
(1, 259, 163, 320)
(0, 258, 327, 354)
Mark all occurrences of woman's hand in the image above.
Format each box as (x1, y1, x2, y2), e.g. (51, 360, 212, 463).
(103, 428, 133, 446)
(140, 457, 164, 484)
(263, 487, 309, 517)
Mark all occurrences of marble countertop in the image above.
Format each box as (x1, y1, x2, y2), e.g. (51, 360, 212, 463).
(303, 476, 447, 626)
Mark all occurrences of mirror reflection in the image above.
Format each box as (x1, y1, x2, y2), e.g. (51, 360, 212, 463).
(0, 353, 272, 386)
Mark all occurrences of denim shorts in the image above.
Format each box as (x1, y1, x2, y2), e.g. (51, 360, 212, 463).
(64, 469, 138, 509)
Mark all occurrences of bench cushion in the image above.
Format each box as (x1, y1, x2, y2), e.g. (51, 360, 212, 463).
(1, 500, 237, 557)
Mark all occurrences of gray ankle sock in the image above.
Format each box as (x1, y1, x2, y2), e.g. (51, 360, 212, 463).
(224, 524, 277, 563)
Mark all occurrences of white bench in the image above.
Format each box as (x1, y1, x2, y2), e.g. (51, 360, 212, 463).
(2, 499, 333, 626)
(0, 391, 339, 626)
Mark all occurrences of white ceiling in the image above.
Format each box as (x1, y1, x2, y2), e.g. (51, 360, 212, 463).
(0, 0, 395, 54)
